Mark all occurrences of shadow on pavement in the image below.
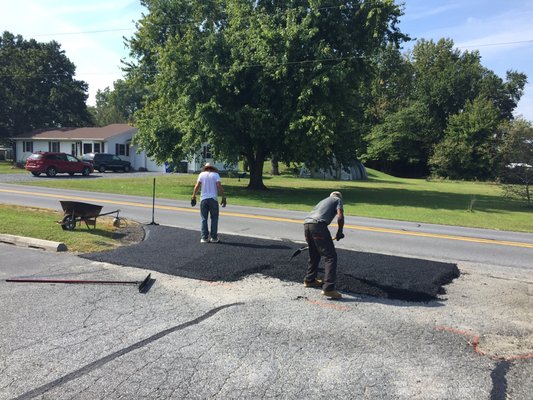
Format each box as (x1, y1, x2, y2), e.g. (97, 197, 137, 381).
(81, 225, 460, 303)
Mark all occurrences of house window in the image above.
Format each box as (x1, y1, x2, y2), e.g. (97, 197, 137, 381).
(202, 145, 212, 159)
(115, 143, 129, 156)
(48, 141, 60, 152)
(23, 141, 33, 153)
(94, 143, 101, 153)
(71, 143, 76, 156)
(83, 143, 92, 154)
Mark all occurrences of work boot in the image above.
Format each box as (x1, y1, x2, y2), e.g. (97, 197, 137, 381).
(304, 278, 323, 288)
(321, 290, 342, 299)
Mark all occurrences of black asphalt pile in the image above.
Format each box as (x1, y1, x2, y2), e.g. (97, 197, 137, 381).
(82, 225, 460, 302)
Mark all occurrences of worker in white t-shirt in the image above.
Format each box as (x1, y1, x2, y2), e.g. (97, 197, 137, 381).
(191, 163, 226, 243)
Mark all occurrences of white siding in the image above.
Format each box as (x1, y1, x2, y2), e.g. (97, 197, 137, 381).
(13, 128, 226, 173)
(129, 144, 165, 172)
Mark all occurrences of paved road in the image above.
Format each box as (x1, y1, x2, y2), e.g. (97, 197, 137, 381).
(1, 180, 533, 269)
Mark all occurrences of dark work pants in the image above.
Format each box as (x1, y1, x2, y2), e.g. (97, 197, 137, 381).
(304, 222, 337, 292)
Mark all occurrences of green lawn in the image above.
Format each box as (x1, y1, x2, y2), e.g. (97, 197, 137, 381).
(0, 204, 124, 253)
(0, 160, 25, 174)
(17, 168, 533, 233)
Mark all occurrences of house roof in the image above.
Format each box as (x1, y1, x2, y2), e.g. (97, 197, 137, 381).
(13, 124, 137, 141)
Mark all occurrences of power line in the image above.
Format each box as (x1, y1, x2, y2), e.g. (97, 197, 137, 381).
(23, 24, 533, 52)
(9, 1, 533, 52)
(2, 37, 531, 80)
(24, 4, 349, 38)
(31, 28, 134, 37)
(457, 39, 533, 49)
(0, 53, 364, 79)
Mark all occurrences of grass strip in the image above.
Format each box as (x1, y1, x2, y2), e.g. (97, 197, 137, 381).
(0, 204, 125, 253)
(18, 169, 533, 232)
(0, 161, 25, 174)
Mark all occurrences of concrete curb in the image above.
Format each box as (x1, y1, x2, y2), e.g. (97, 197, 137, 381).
(0, 234, 67, 252)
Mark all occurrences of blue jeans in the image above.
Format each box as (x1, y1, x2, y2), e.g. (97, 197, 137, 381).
(200, 198, 219, 240)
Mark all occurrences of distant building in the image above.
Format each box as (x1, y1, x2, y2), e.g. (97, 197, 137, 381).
(300, 160, 368, 181)
(11, 124, 230, 173)
(0, 146, 13, 161)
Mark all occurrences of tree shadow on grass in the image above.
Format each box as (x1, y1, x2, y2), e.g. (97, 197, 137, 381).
(225, 184, 514, 214)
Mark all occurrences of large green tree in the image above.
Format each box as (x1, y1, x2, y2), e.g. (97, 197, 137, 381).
(498, 119, 533, 207)
(364, 101, 435, 175)
(127, 0, 407, 189)
(362, 38, 526, 177)
(0, 31, 92, 141)
(409, 39, 485, 132)
(92, 79, 145, 126)
(429, 96, 501, 180)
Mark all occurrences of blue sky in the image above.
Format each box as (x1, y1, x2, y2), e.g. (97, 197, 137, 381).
(1, 0, 532, 120)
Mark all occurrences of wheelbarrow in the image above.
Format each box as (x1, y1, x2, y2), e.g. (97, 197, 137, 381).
(59, 201, 121, 231)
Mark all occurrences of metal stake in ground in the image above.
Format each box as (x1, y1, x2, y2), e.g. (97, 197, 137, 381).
(6, 273, 153, 293)
(148, 177, 159, 225)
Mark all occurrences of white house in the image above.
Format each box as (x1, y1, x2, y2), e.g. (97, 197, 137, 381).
(12, 124, 229, 173)
(300, 160, 368, 181)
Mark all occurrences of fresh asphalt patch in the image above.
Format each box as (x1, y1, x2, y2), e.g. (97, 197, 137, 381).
(82, 225, 460, 302)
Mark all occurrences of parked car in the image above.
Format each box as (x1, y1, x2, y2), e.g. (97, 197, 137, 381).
(82, 153, 132, 173)
(25, 152, 93, 177)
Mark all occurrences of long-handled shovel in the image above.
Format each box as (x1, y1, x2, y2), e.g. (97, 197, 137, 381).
(290, 245, 309, 260)
(290, 236, 342, 260)
(6, 273, 153, 293)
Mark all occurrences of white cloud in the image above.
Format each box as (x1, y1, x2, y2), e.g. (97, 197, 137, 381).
(0, 1, 142, 105)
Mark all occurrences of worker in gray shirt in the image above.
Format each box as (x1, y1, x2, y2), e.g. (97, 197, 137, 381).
(303, 191, 345, 299)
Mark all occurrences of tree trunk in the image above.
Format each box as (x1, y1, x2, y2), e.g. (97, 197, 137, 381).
(270, 155, 280, 175)
(247, 152, 267, 190)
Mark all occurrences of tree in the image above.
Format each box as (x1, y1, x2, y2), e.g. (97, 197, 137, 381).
(92, 79, 145, 126)
(498, 119, 533, 207)
(408, 39, 487, 133)
(127, 0, 407, 189)
(362, 38, 526, 178)
(0, 31, 92, 142)
(429, 96, 501, 180)
(478, 70, 527, 121)
(365, 43, 413, 125)
(363, 101, 436, 175)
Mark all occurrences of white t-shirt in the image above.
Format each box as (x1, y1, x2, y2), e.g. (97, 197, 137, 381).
(197, 171, 221, 201)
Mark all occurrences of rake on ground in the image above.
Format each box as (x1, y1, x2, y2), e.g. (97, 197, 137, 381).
(6, 273, 153, 293)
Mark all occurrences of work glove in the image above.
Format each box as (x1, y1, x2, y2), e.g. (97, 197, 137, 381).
(221, 196, 227, 208)
(191, 196, 197, 207)
(335, 230, 345, 241)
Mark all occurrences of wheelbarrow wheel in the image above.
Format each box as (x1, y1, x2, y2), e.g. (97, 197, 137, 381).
(61, 215, 76, 231)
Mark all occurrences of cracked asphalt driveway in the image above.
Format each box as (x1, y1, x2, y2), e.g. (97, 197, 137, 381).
(1, 232, 531, 399)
